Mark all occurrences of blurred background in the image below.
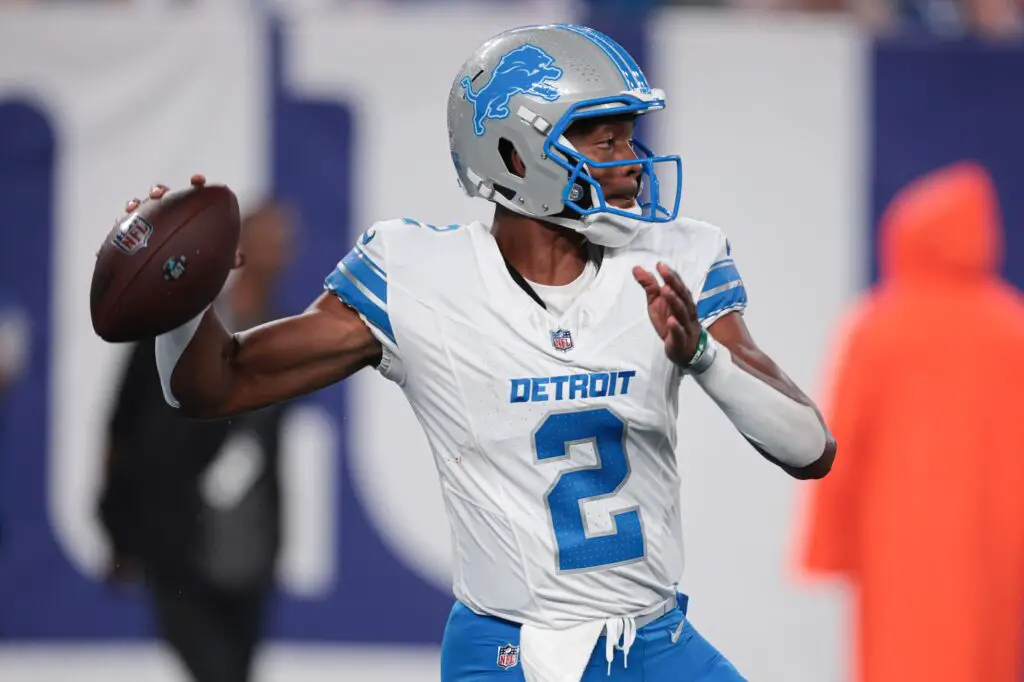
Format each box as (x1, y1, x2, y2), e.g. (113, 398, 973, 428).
(1, 1, 1023, 681)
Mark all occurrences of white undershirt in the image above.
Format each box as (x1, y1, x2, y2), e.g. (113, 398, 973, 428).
(524, 257, 598, 318)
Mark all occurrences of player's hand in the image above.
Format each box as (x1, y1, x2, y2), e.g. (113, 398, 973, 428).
(633, 262, 702, 367)
(123, 174, 245, 269)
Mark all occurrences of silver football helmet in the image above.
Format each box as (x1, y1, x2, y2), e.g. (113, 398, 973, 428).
(447, 23, 682, 246)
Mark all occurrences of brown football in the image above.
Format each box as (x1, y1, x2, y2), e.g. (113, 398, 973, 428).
(90, 184, 240, 343)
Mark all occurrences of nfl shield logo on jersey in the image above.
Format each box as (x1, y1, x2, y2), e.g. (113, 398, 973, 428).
(550, 328, 573, 352)
(111, 214, 154, 255)
(496, 643, 520, 670)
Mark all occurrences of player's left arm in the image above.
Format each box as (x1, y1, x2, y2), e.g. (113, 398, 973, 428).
(706, 311, 836, 479)
(634, 262, 836, 480)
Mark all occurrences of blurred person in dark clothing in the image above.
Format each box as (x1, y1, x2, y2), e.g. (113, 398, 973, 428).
(98, 200, 296, 682)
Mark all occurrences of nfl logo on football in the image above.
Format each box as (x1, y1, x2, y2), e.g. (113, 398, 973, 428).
(111, 214, 154, 255)
(550, 328, 573, 352)
(496, 643, 520, 670)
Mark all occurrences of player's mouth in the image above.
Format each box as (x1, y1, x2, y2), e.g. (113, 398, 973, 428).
(607, 197, 636, 209)
(605, 183, 640, 209)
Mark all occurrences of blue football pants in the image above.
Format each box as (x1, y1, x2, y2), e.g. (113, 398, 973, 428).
(441, 594, 748, 681)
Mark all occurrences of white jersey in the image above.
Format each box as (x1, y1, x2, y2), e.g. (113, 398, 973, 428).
(324, 216, 747, 629)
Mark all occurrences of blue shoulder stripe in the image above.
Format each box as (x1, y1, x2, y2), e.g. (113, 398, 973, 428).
(324, 267, 395, 343)
(697, 283, 747, 323)
(342, 248, 387, 303)
(701, 259, 741, 295)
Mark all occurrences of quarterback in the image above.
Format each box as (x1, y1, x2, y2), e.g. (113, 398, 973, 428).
(134, 24, 835, 682)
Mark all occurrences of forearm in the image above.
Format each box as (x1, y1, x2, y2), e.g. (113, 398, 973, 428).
(694, 332, 835, 479)
(155, 306, 228, 413)
(205, 316, 378, 417)
(156, 295, 381, 419)
(638, 262, 834, 479)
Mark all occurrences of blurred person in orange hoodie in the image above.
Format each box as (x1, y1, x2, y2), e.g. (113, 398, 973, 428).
(798, 160, 1024, 682)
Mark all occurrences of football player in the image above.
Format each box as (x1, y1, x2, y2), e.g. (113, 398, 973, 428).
(133, 24, 835, 682)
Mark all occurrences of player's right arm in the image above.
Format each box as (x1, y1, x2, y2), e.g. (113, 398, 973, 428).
(129, 180, 386, 419)
(165, 293, 381, 419)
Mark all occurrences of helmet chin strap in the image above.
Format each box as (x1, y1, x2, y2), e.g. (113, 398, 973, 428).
(545, 194, 646, 249)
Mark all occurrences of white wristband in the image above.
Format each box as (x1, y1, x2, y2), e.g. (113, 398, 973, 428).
(154, 306, 209, 408)
(693, 338, 828, 468)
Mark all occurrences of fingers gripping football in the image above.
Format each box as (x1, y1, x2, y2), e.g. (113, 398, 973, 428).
(124, 173, 204, 209)
(90, 174, 242, 342)
(120, 175, 244, 269)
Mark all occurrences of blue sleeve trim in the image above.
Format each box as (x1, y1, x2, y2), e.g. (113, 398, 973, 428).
(697, 283, 747, 323)
(701, 259, 741, 295)
(324, 266, 395, 344)
(341, 248, 387, 303)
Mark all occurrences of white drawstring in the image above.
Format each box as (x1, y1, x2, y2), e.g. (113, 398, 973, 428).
(603, 617, 637, 676)
(519, 597, 674, 682)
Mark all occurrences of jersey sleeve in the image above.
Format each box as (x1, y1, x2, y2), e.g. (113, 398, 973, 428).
(323, 222, 406, 384)
(696, 236, 748, 326)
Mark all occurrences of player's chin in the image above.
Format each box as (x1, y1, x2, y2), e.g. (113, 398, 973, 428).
(607, 196, 637, 210)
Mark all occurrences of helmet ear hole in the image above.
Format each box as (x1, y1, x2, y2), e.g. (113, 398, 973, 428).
(498, 138, 525, 178)
(494, 138, 521, 202)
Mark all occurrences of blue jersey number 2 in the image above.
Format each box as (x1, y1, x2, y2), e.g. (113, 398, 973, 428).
(534, 408, 646, 572)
